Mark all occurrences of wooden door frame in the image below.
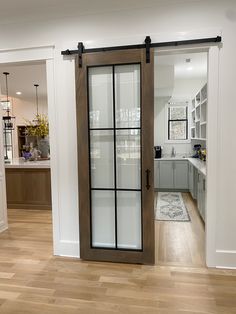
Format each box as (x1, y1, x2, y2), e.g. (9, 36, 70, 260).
(75, 48, 155, 264)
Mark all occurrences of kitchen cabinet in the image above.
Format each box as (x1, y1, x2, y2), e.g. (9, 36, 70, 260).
(17, 126, 27, 157)
(191, 83, 207, 140)
(5, 167, 51, 210)
(158, 161, 174, 189)
(155, 158, 206, 223)
(189, 162, 194, 196)
(17, 126, 38, 158)
(174, 161, 189, 190)
(189, 163, 198, 199)
(155, 160, 188, 191)
(154, 160, 159, 189)
(197, 171, 206, 221)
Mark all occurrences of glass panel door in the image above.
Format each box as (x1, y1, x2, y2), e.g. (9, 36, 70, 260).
(88, 64, 142, 250)
(76, 48, 154, 264)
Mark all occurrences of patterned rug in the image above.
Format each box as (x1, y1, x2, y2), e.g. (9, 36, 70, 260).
(155, 192, 191, 222)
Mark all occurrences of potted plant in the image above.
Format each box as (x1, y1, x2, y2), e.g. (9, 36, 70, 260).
(25, 114, 50, 159)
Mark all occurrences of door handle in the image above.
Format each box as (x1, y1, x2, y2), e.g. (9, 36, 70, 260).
(145, 169, 151, 190)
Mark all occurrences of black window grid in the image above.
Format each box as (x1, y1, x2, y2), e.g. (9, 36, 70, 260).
(168, 106, 188, 140)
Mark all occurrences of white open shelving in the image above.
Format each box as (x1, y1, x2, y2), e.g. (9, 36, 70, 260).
(190, 83, 207, 140)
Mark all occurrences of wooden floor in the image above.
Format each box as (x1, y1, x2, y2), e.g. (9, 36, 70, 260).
(155, 192, 205, 267)
(0, 209, 236, 313)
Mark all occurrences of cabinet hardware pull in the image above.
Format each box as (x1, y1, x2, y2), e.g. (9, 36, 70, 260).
(146, 169, 151, 190)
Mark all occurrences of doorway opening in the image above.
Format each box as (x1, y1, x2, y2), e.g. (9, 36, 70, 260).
(0, 60, 53, 256)
(68, 37, 219, 265)
(154, 48, 208, 267)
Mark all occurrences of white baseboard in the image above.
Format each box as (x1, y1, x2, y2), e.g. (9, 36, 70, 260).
(54, 240, 80, 258)
(0, 221, 8, 233)
(52, 246, 236, 267)
(215, 250, 236, 269)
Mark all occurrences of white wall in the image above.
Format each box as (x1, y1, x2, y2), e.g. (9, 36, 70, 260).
(154, 65, 174, 97)
(154, 98, 192, 157)
(154, 77, 206, 157)
(172, 78, 207, 99)
(0, 0, 235, 267)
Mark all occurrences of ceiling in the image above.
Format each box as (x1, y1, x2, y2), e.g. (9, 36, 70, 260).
(155, 52, 207, 79)
(0, 61, 47, 103)
(0, 52, 206, 103)
(0, 0, 202, 25)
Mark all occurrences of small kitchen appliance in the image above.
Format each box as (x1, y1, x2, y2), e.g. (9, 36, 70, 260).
(154, 146, 162, 159)
(192, 144, 201, 158)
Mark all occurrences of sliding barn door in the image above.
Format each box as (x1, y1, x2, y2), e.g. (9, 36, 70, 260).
(75, 48, 154, 264)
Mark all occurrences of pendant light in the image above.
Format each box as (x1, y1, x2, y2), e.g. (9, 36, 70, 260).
(2, 72, 15, 130)
(33, 84, 39, 123)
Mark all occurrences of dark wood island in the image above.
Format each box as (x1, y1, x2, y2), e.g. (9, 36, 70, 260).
(5, 159, 51, 210)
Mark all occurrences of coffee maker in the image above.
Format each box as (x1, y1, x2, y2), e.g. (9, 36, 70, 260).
(154, 146, 162, 159)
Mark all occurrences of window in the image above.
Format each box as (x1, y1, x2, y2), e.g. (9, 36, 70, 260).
(168, 106, 188, 140)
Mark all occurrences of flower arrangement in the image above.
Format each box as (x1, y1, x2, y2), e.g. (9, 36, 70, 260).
(25, 114, 49, 138)
(199, 149, 206, 161)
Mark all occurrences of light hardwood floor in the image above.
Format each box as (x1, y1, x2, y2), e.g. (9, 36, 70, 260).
(0, 208, 236, 313)
(155, 192, 205, 267)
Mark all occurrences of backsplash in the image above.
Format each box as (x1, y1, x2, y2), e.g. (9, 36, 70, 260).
(159, 140, 206, 159)
(160, 143, 192, 158)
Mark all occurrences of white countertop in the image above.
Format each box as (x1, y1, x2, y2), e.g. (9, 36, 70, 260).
(155, 156, 206, 176)
(188, 158, 206, 176)
(5, 158, 50, 169)
(155, 156, 188, 161)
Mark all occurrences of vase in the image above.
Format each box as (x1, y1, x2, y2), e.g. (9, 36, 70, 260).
(38, 137, 50, 158)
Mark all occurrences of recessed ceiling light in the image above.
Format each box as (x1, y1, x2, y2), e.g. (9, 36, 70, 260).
(187, 66, 193, 71)
(16, 91, 22, 95)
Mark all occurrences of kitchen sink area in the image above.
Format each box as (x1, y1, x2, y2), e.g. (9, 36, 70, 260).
(154, 156, 206, 222)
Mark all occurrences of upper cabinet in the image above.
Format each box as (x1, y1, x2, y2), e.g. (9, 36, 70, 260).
(191, 83, 207, 140)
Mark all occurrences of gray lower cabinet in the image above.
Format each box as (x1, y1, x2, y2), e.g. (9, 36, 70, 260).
(159, 161, 174, 189)
(197, 171, 206, 222)
(155, 160, 188, 190)
(189, 163, 198, 199)
(189, 163, 194, 196)
(155, 159, 206, 223)
(154, 161, 159, 189)
(174, 161, 189, 190)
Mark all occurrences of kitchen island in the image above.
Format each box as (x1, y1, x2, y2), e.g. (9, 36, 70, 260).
(5, 158, 51, 210)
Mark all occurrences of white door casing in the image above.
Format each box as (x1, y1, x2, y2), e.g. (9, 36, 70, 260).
(0, 46, 58, 249)
(155, 44, 220, 267)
